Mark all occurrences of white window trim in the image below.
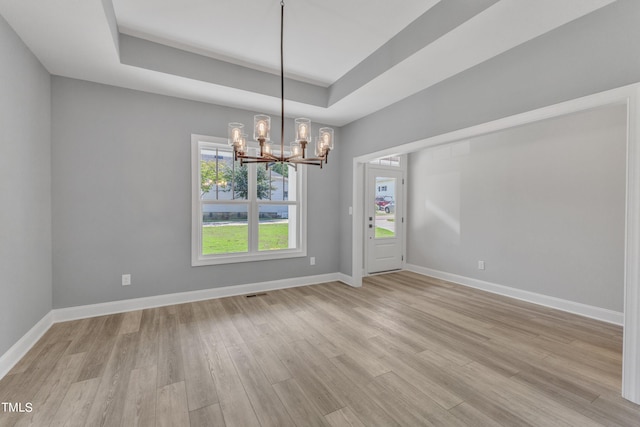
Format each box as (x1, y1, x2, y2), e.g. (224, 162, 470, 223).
(191, 134, 307, 266)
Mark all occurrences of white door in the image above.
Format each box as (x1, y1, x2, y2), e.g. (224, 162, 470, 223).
(366, 165, 404, 274)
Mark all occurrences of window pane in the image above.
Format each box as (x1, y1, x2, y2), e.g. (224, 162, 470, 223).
(258, 163, 296, 201)
(375, 176, 396, 238)
(258, 204, 297, 251)
(202, 204, 248, 254)
(200, 147, 247, 201)
(389, 156, 401, 167)
(369, 156, 401, 167)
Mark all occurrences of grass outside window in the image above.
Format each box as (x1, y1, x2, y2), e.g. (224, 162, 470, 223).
(203, 223, 289, 254)
(375, 227, 394, 238)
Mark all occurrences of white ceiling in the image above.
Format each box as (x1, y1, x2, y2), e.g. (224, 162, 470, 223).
(0, 0, 617, 126)
(113, 0, 440, 86)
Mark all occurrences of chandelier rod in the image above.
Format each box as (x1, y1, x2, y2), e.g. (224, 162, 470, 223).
(280, 0, 285, 161)
(229, 0, 333, 168)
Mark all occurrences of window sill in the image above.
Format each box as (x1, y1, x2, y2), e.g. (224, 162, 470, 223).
(192, 248, 307, 266)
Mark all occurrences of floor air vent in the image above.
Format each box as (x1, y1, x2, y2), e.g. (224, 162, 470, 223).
(246, 293, 267, 298)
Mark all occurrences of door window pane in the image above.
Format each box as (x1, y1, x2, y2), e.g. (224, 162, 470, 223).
(375, 176, 396, 238)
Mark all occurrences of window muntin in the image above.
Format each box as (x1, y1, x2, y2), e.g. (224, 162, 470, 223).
(192, 136, 305, 265)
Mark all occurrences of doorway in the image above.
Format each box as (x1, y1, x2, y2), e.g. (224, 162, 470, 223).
(349, 84, 640, 404)
(365, 164, 405, 274)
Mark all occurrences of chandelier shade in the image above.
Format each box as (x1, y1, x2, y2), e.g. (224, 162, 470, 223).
(228, 1, 334, 169)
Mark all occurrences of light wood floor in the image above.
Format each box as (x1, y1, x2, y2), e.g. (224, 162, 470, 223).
(1, 271, 638, 426)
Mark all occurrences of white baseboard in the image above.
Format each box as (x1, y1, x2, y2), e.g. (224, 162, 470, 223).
(337, 272, 360, 287)
(0, 311, 53, 379)
(53, 272, 343, 322)
(405, 264, 624, 325)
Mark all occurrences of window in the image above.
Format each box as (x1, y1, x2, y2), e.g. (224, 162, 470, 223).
(191, 135, 306, 265)
(370, 155, 401, 167)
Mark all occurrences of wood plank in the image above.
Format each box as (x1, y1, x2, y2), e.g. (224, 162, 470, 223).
(363, 378, 451, 426)
(157, 309, 184, 388)
(189, 403, 226, 427)
(192, 300, 225, 345)
(0, 340, 72, 406)
(262, 303, 310, 342)
(85, 332, 139, 427)
(219, 296, 243, 316)
(200, 337, 261, 427)
(49, 378, 101, 427)
(228, 312, 263, 343)
(121, 365, 157, 427)
(6, 335, 51, 375)
(368, 336, 464, 409)
(458, 362, 603, 427)
(307, 353, 400, 427)
(66, 316, 107, 355)
(591, 394, 640, 426)
(265, 334, 345, 416)
(373, 372, 468, 426)
(315, 322, 390, 378)
(76, 314, 124, 381)
(179, 321, 218, 411)
(510, 368, 635, 427)
(448, 402, 504, 427)
(324, 407, 366, 427)
(207, 299, 246, 347)
(293, 310, 347, 358)
(273, 378, 330, 427)
(226, 343, 295, 427)
(176, 302, 195, 324)
(41, 320, 85, 346)
(243, 338, 291, 384)
(118, 310, 143, 335)
(156, 381, 190, 427)
(14, 353, 86, 427)
(233, 293, 272, 325)
(134, 308, 160, 369)
(325, 354, 430, 427)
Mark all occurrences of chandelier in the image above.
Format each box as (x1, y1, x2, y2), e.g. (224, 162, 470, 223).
(228, 1, 334, 169)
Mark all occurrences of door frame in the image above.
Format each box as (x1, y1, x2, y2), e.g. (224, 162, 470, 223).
(364, 163, 407, 275)
(349, 82, 640, 404)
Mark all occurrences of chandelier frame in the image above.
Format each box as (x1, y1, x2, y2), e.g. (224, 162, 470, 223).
(229, 1, 333, 170)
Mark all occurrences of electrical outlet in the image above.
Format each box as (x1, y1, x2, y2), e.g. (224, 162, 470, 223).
(122, 274, 131, 286)
(478, 261, 485, 270)
(310, 257, 316, 265)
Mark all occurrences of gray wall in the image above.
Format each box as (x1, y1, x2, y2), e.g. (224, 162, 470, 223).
(339, 0, 640, 276)
(0, 16, 52, 355)
(407, 106, 626, 311)
(51, 77, 340, 309)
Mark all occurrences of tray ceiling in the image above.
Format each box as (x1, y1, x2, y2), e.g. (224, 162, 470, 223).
(0, 0, 616, 125)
